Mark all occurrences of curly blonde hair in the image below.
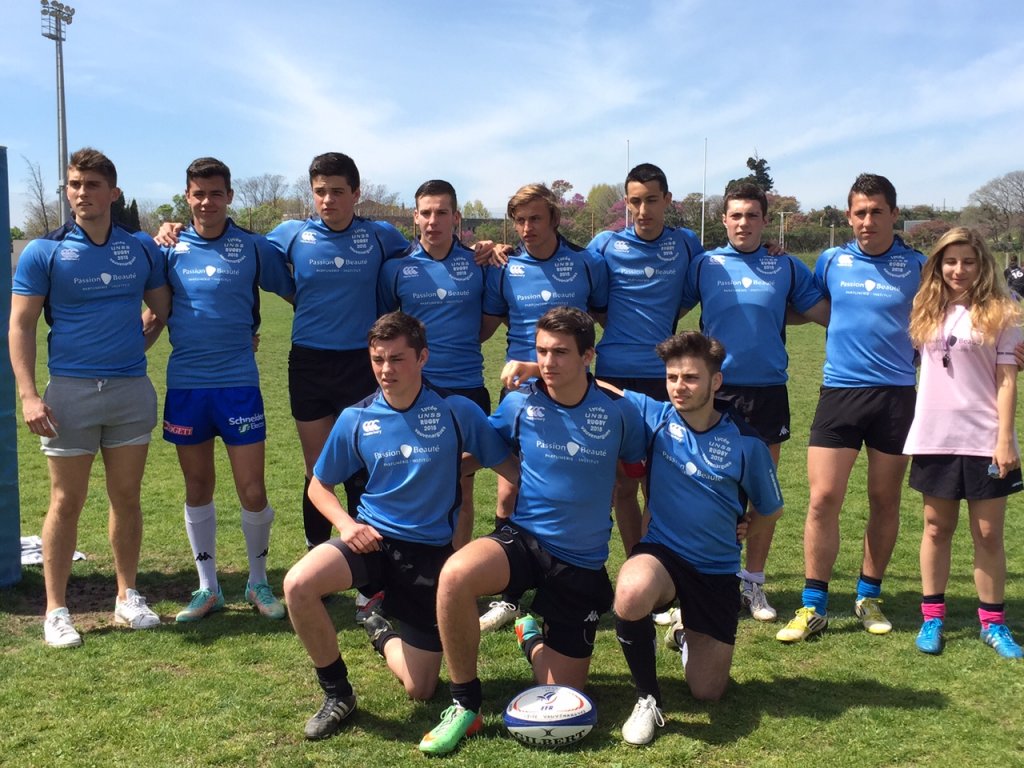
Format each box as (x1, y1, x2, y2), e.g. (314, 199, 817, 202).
(909, 227, 1020, 347)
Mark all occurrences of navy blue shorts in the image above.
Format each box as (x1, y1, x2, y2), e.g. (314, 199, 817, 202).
(163, 386, 265, 446)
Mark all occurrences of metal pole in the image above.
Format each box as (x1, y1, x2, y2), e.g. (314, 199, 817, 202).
(41, 2, 75, 227)
(55, 28, 70, 226)
(700, 138, 707, 245)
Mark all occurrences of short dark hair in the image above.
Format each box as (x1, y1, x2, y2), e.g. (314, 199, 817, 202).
(625, 163, 668, 195)
(308, 152, 360, 191)
(415, 179, 458, 212)
(68, 147, 117, 187)
(368, 311, 428, 355)
(186, 157, 232, 191)
(723, 181, 768, 217)
(848, 173, 897, 211)
(655, 331, 725, 375)
(535, 306, 595, 355)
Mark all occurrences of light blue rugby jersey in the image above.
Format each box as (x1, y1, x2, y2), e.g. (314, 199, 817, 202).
(813, 237, 926, 388)
(490, 379, 646, 569)
(267, 216, 408, 351)
(377, 240, 487, 388)
(626, 391, 783, 575)
(482, 236, 608, 362)
(314, 384, 509, 546)
(163, 219, 295, 389)
(682, 244, 823, 386)
(589, 225, 702, 378)
(13, 223, 165, 378)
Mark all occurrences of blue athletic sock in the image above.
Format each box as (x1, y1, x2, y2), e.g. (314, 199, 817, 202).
(856, 573, 882, 601)
(802, 579, 829, 615)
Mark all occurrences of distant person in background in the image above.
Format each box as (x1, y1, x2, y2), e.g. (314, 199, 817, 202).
(904, 227, 1023, 659)
(10, 148, 169, 647)
(681, 182, 828, 622)
(777, 173, 927, 643)
(1003, 256, 1024, 299)
(146, 157, 295, 624)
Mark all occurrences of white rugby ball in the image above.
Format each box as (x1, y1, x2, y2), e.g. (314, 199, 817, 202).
(503, 684, 597, 748)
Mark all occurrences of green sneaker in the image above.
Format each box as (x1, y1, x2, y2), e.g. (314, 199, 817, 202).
(512, 614, 544, 663)
(418, 703, 482, 755)
(245, 581, 286, 620)
(176, 587, 225, 623)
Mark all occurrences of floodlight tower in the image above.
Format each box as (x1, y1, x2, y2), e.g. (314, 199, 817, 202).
(40, 0, 75, 227)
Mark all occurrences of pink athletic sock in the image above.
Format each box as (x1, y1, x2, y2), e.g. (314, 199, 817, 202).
(921, 602, 945, 621)
(978, 608, 1005, 629)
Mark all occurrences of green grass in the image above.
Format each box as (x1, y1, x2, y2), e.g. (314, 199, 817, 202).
(2, 268, 1023, 767)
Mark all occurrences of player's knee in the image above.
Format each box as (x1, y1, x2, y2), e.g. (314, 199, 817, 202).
(238, 484, 269, 513)
(613, 576, 654, 620)
(689, 676, 728, 702)
(283, 564, 313, 605)
(404, 677, 438, 701)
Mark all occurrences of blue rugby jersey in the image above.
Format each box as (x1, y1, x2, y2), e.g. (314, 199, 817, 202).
(13, 223, 165, 378)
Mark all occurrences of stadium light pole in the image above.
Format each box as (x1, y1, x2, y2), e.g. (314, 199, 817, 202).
(40, 0, 75, 227)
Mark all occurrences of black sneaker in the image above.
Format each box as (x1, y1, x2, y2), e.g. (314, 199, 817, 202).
(304, 693, 357, 740)
(364, 612, 395, 656)
(354, 590, 385, 624)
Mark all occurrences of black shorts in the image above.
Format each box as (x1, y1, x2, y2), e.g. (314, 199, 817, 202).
(441, 385, 492, 415)
(808, 386, 916, 454)
(599, 376, 669, 402)
(288, 345, 378, 422)
(486, 522, 613, 659)
(328, 535, 453, 651)
(633, 542, 740, 646)
(909, 454, 1024, 501)
(716, 384, 790, 445)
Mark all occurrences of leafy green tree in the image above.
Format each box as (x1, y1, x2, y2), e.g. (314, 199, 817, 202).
(10, 226, 25, 240)
(462, 200, 490, 219)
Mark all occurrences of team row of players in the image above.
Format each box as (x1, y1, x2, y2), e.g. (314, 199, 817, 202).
(15, 148, 1010, 751)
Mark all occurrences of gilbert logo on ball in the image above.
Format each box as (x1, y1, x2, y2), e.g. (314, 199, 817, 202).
(503, 685, 597, 748)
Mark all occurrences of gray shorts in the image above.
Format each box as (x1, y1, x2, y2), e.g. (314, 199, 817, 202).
(41, 376, 157, 457)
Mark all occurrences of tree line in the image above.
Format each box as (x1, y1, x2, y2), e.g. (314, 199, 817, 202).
(13, 156, 1024, 259)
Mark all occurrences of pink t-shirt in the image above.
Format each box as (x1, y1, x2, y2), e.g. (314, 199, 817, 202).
(903, 303, 1021, 457)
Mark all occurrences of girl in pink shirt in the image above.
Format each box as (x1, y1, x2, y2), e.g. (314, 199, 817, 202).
(905, 227, 1022, 659)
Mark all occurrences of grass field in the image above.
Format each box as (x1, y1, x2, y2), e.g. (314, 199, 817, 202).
(2, 257, 1023, 767)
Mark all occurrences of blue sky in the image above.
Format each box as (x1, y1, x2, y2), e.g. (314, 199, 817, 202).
(3, 1, 1023, 230)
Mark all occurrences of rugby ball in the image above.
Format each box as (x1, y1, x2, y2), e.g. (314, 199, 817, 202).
(503, 684, 597, 748)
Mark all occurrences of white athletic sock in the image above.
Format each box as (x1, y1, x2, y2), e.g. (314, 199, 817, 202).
(241, 504, 274, 585)
(184, 502, 218, 591)
(739, 568, 766, 585)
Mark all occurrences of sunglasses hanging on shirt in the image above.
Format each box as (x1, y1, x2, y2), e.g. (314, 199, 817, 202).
(942, 335, 957, 368)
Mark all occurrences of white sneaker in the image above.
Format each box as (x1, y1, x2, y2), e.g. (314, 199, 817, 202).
(44, 608, 83, 648)
(741, 579, 777, 622)
(479, 600, 519, 632)
(621, 694, 665, 745)
(114, 588, 161, 629)
(652, 610, 674, 625)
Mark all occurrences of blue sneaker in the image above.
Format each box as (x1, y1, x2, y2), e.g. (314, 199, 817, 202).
(176, 587, 225, 623)
(981, 623, 1024, 659)
(915, 618, 944, 654)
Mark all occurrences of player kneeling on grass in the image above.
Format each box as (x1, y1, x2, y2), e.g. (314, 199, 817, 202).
(422, 307, 647, 756)
(610, 332, 783, 745)
(283, 312, 518, 741)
